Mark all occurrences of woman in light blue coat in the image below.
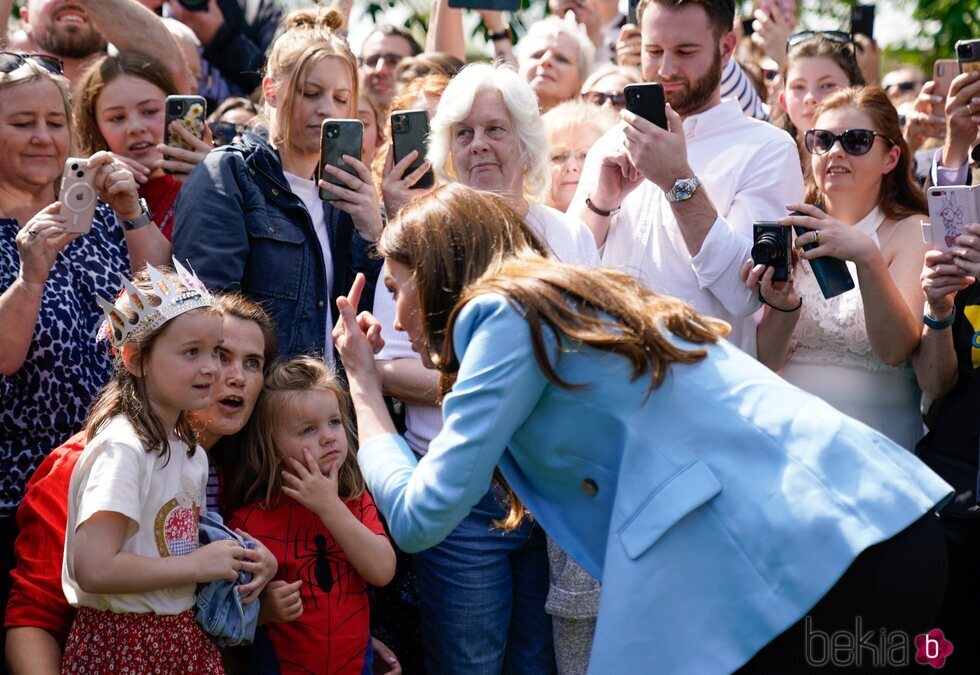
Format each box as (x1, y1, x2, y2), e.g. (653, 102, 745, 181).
(334, 184, 952, 674)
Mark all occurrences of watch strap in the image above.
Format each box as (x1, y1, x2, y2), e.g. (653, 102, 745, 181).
(121, 198, 153, 231)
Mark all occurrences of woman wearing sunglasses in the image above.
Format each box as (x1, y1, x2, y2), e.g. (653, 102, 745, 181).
(743, 86, 929, 451)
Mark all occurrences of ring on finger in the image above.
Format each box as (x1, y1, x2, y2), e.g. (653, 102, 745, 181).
(28, 228, 38, 239)
(813, 230, 820, 245)
(402, 178, 410, 188)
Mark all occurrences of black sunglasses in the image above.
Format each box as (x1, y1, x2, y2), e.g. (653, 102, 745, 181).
(787, 30, 852, 48)
(583, 91, 626, 108)
(884, 80, 921, 94)
(805, 128, 891, 156)
(0, 51, 64, 75)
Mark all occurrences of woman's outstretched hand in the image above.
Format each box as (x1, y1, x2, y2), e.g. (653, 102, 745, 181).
(333, 273, 384, 382)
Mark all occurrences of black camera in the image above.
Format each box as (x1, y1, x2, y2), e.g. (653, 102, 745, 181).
(752, 222, 791, 282)
(324, 124, 340, 139)
(391, 113, 409, 133)
(177, 0, 209, 11)
(956, 38, 980, 62)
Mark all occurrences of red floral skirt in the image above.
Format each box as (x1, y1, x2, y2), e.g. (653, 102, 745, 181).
(62, 607, 223, 673)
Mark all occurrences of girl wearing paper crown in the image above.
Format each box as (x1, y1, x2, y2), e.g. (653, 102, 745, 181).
(60, 259, 259, 673)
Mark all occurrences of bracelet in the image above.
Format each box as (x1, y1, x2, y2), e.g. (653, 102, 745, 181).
(488, 28, 512, 43)
(585, 196, 621, 217)
(16, 277, 43, 299)
(759, 291, 802, 313)
(923, 305, 956, 330)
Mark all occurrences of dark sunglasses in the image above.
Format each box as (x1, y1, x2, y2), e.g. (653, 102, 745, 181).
(787, 30, 852, 49)
(0, 51, 64, 75)
(805, 128, 891, 156)
(208, 120, 247, 146)
(360, 53, 405, 69)
(583, 91, 626, 107)
(884, 80, 921, 94)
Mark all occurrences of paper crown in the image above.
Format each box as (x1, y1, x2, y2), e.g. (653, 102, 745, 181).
(97, 258, 213, 349)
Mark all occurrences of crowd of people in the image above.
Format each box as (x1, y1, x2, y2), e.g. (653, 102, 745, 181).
(0, 0, 977, 673)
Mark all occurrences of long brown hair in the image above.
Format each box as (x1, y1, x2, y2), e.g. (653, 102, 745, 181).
(85, 268, 220, 460)
(379, 183, 729, 526)
(805, 86, 927, 220)
(263, 7, 358, 157)
(228, 357, 364, 512)
(74, 52, 179, 156)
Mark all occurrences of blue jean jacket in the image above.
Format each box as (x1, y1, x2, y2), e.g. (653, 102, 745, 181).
(173, 132, 382, 358)
(196, 511, 260, 647)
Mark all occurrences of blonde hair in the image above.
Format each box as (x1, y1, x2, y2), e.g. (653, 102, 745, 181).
(85, 268, 221, 460)
(0, 61, 74, 163)
(231, 357, 364, 511)
(263, 7, 358, 156)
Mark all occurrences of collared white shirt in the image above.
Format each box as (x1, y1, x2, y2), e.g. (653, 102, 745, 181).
(574, 98, 803, 355)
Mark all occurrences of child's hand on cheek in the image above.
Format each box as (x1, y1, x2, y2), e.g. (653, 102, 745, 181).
(282, 448, 341, 518)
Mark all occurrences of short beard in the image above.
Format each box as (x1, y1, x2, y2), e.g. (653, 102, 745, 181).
(665, 48, 722, 117)
(35, 24, 105, 60)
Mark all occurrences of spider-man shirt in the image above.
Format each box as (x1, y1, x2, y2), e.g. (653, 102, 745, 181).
(230, 492, 387, 674)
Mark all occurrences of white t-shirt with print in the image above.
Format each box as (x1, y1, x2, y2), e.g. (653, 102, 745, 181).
(63, 415, 209, 615)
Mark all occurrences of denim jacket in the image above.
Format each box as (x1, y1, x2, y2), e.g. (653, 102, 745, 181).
(173, 132, 381, 358)
(196, 511, 260, 647)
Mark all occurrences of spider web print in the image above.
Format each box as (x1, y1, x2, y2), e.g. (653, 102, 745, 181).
(232, 496, 383, 675)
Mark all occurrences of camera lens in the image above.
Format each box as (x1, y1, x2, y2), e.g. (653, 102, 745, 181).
(70, 163, 78, 171)
(751, 233, 784, 265)
(76, 171, 84, 178)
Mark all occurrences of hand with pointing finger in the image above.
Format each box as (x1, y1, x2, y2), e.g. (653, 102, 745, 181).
(333, 273, 385, 383)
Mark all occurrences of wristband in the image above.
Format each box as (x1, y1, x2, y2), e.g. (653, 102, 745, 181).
(923, 305, 956, 330)
(488, 28, 512, 43)
(759, 291, 802, 313)
(585, 196, 620, 217)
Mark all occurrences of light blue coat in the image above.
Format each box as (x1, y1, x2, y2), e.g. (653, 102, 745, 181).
(358, 294, 952, 674)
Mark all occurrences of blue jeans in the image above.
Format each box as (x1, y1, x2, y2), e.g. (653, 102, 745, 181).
(413, 487, 555, 675)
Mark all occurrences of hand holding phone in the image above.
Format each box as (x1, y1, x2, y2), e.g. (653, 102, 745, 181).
(165, 96, 207, 175)
(58, 158, 98, 234)
(391, 110, 434, 190)
(319, 119, 364, 202)
(624, 83, 668, 130)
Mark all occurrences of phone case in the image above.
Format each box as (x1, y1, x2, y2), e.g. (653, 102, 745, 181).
(850, 4, 875, 39)
(924, 185, 980, 252)
(391, 109, 434, 190)
(956, 39, 980, 74)
(319, 119, 363, 201)
(165, 96, 206, 151)
(624, 83, 668, 130)
(628, 0, 640, 25)
(933, 59, 958, 99)
(59, 158, 98, 234)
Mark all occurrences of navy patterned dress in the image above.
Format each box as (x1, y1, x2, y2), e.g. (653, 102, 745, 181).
(0, 203, 129, 517)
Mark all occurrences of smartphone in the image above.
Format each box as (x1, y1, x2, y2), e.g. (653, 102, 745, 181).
(924, 185, 980, 252)
(628, 0, 640, 25)
(58, 158, 98, 234)
(164, 95, 206, 174)
(850, 4, 875, 40)
(319, 119, 363, 202)
(447, 0, 519, 10)
(624, 83, 667, 130)
(391, 109, 434, 190)
(956, 39, 980, 74)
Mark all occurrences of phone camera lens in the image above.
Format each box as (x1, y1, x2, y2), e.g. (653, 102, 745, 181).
(70, 163, 78, 171)
(76, 171, 84, 178)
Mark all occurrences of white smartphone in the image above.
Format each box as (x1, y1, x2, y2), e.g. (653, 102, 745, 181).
(923, 185, 980, 252)
(58, 158, 98, 234)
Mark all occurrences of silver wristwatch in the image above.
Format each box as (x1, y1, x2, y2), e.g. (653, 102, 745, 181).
(121, 198, 153, 231)
(664, 176, 701, 203)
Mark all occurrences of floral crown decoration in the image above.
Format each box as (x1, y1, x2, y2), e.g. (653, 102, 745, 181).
(96, 257, 213, 350)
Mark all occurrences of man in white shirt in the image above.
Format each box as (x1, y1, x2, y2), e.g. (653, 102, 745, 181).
(571, 0, 803, 355)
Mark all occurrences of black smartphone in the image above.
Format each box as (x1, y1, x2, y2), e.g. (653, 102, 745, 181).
(164, 95, 206, 174)
(628, 0, 640, 25)
(391, 109, 434, 189)
(956, 39, 980, 74)
(319, 119, 363, 202)
(741, 17, 755, 38)
(624, 83, 668, 130)
(850, 4, 875, 40)
(447, 0, 519, 10)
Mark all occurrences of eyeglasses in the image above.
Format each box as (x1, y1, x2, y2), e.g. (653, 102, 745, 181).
(209, 120, 247, 147)
(582, 91, 626, 108)
(883, 80, 921, 94)
(0, 51, 64, 75)
(804, 128, 892, 156)
(360, 53, 405, 69)
(787, 30, 852, 48)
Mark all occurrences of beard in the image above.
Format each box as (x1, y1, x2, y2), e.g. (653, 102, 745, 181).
(35, 21, 105, 59)
(663, 47, 722, 117)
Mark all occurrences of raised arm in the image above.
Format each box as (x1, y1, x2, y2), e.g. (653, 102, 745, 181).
(426, 0, 466, 61)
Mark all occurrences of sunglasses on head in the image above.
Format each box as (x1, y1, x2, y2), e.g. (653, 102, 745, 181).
(805, 128, 891, 156)
(0, 51, 64, 75)
(583, 91, 626, 107)
(787, 30, 852, 49)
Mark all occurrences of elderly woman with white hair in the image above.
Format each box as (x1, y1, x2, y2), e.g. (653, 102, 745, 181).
(369, 62, 598, 674)
(515, 14, 596, 113)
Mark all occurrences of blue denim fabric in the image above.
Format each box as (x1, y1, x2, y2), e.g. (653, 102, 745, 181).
(413, 487, 556, 675)
(196, 511, 260, 647)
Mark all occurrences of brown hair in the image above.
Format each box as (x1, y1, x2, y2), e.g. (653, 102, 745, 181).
(74, 52, 178, 156)
(379, 183, 729, 527)
(229, 356, 364, 512)
(805, 86, 927, 220)
(637, 0, 736, 38)
(394, 52, 464, 88)
(85, 268, 221, 460)
(264, 6, 358, 156)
